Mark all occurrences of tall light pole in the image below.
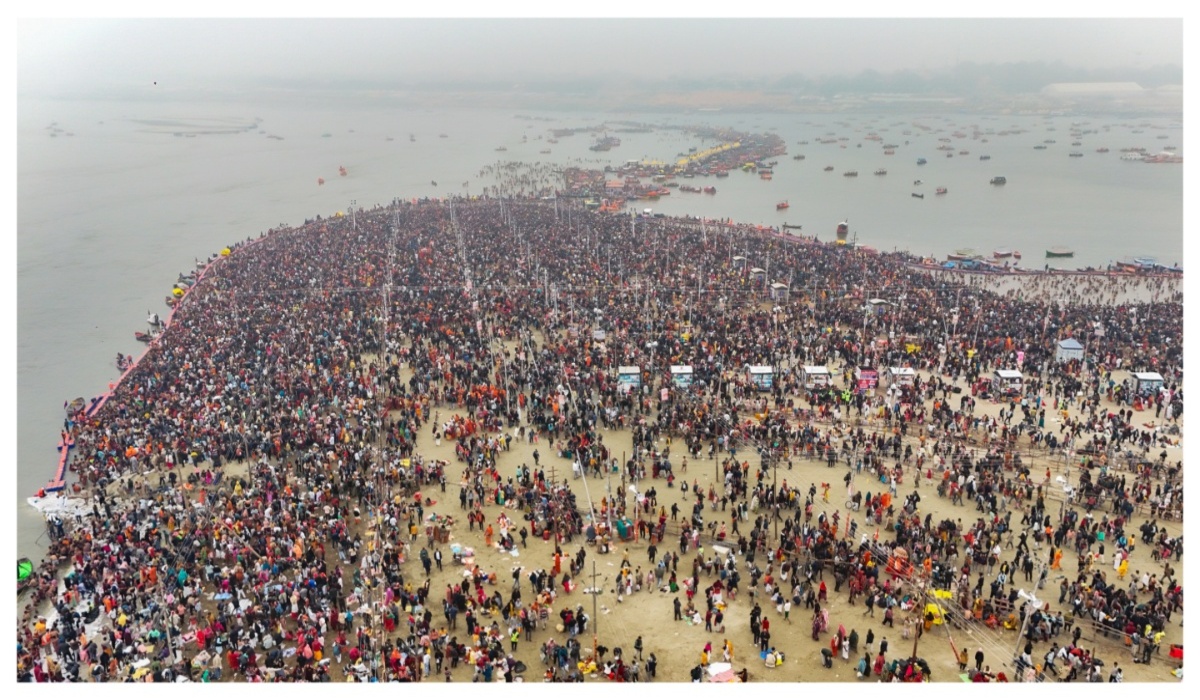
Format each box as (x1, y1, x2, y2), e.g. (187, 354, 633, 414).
(1012, 586, 1043, 678)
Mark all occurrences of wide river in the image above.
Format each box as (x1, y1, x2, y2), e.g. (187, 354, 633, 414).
(14, 96, 1182, 559)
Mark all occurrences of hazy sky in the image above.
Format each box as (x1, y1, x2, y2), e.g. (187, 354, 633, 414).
(17, 17, 1183, 95)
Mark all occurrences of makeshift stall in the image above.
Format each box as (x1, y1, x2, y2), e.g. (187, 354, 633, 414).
(886, 366, 917, 388)
(747, 365, 774, 391)
(992, 369, 1024, 397)
(732, 255, 747, 270)
(671, 365, 694, 388)
(855, 368, 878, 394)
(799, 365, 832, 390)
(449, 543, 475, 566)
(425, 513, 455, 543)
(1132, 371, 1165, 396)
(613, 518, 635, 542)
(769, 282, 790, 301)
(617, 365, 642, 394)
(750, 267, 767, 283)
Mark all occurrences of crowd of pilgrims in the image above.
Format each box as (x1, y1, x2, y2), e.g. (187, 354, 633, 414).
(18, 194, 1182, 682)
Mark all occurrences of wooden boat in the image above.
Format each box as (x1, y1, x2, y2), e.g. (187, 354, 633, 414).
(776, 201, 790, 210)
(993, 248, 1013, 258)
(1045, 247, 1075, 258)
(911, 192, 924, 199)
(874, 168, 887, 175)
(935, 187, 947, 195)
(823, 166, 834, 172)
(990, 176, 1007, 185)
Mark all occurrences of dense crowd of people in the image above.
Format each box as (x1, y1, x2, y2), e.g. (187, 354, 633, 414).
(17, 193, 1183, 683)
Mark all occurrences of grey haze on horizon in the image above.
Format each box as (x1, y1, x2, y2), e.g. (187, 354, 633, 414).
(18, 17, 1182, 98)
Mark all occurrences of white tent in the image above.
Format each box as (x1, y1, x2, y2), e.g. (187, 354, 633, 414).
(1055, 338, 1084, 363)
(747, 365, 774, 390)
(800, 365, 832, 389)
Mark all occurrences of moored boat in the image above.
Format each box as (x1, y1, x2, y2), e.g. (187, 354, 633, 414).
(993, 248, 1013, 258)
(1046, 247, 1075, 258)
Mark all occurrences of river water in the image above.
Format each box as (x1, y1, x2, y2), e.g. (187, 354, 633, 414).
(14, 96, 1182, 558)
